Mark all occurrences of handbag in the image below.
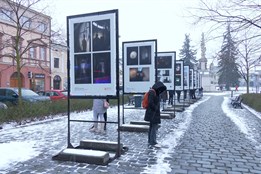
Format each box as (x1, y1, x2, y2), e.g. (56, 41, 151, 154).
(104, 100, 110, 109)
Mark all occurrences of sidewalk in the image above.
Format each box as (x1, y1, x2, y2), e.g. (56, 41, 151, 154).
(0, 93, 261, 173)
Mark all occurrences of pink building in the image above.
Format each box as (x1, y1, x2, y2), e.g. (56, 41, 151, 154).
(0, 0, 51, 91)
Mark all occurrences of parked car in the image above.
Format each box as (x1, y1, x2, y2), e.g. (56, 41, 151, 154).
(0, 87, 50, 105)
(0, 101, 7, 109)
(37, 90, 68, 101)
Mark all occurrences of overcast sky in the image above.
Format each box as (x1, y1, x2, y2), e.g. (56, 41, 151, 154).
(43, 0, 218, 62)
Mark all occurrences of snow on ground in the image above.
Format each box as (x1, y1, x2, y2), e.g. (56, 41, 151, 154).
(222, 97, 261, 150)
(0, 91, 260, 172)
(0, 141, 41, 170)
(143, 96, 211, 174)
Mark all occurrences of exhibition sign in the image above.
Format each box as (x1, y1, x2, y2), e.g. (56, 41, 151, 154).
(123, 40, 157, 93)
(156, 52, 176, 90)
(67, 10, 118, 96)
(175, 60, 184, 91)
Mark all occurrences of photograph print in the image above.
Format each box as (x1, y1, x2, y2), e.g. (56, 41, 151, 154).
(74, 54, 92, 84)
(175, 61, 183, 90)
(129, 67, 150, 82)
(93, 52, 111, 84)
(139, 46, 151, 65)
(92, 19, 110, 51)
(157, 56, 172, 69)
(74, 22, 91, 53)
(175, 76, 181, 86)
(127, 46, 138, 65)
(175, 63, 181, 74)
(184, 66, 189, 88)
(189, 69, 193, 89)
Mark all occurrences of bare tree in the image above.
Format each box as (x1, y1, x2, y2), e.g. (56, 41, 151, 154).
(0, 0, 51, 105)
(193, 0, 261, 92)
(237, 31, 261, 93)
(194, 0, 261, 34)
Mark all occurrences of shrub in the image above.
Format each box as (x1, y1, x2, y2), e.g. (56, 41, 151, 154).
(0, 96, 129, 125)
(241, 93, 261, 112)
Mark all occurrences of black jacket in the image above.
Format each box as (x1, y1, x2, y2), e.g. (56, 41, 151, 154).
(144, 81, 166, 124)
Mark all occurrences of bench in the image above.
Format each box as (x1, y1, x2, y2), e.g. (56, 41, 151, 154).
(231, 96, 239, 104)
(128, 96, 135, 105)
(231, 96, 243, 109)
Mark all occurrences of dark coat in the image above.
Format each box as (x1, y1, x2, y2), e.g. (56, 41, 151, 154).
(144, 81, 167, 124)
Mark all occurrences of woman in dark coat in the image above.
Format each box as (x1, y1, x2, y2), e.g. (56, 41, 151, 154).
(144, 81, 166, 147)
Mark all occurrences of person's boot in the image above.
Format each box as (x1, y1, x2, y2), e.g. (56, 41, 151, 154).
(89, 123, 98, 132)
(97, 123, 105, 134)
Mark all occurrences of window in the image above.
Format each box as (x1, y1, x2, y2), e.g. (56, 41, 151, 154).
(20, 16, 31, 28)
(29, 47, 35, 59)
(40, 47, 46, 60)
(54, 58, 59, 68)
(6, 89, 16, 97)
(0, 9, 12, 22)
(0, 89, 5, 96)
(37, 22, 47, 32)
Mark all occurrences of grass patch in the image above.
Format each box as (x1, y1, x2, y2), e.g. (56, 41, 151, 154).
(241, 93, 261, 112)
(0, 96, 130, 125)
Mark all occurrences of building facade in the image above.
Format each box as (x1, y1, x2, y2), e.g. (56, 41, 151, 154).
(198, 57, 219, 91)
(50, 42, 67, 90)
(0, 0, 51, 91)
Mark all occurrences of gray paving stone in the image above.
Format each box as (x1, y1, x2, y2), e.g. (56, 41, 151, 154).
(1, 95, 261, 174)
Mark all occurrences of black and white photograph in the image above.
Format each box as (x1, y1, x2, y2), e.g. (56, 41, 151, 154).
(175, 64, 181, 74)
(175, 76, 181, 86)
(127, 47, 138, 65)
(189, 69, 193, 89)
(74, 22, 91, 53)
(184, 65, 189, 89)
(139, 46, 151, 65)
(92, 19, 110, 51)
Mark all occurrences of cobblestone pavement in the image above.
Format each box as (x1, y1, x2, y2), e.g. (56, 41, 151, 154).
(1, 93, 261, 174)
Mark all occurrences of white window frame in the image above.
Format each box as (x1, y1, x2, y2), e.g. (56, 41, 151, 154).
(40, 47, 46, 61)
(37, 22, 47, 32)
(54, 57, 59, 68)
(20, 16, 31, 28)
(29, 47, 35, 59)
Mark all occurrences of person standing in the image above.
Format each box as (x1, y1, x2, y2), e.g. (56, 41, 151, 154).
(144, 81, 167, 148)
(168, 90, 174, 106)
(176, 90, 181, 103)
(160, 90, 168, 107)
(90, 99, 107, 133)
(103, 98, 109, 130)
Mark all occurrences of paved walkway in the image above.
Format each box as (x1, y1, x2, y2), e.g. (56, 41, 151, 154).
(1, 93, 261, 174)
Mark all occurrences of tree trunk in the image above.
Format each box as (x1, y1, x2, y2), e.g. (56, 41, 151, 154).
(16, 55, 22, 106)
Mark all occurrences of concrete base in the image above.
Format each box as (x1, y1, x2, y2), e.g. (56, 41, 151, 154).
(119, 124, 149, 132)
(130, 120, 150, 125)
(176, 103, 190, 107)
(160, 112, 175, 119)
(162, 107, 184, 112)
(79, 139, 123, 152)
(52, 148, 110, 165)
(52, 140, 127, 165)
